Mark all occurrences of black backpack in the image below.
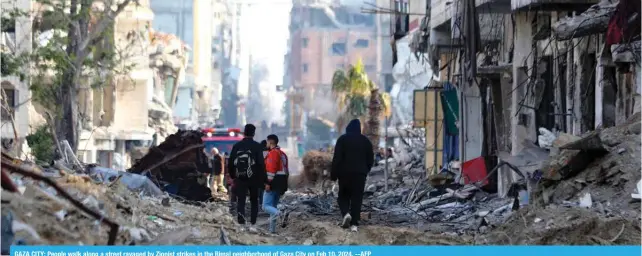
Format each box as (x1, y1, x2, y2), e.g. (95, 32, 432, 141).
(234, 149, 255, 179)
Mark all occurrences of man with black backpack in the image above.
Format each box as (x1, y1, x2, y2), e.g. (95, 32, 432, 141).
(228, 124, 266, 231)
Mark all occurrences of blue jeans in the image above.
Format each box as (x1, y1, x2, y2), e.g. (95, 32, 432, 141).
(262, 190, 281, 233)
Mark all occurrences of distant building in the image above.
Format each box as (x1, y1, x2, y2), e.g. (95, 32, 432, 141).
(152, 0, 226, 125)
(285, 1, 382, 134)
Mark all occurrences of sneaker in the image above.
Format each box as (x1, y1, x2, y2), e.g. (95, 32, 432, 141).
(248, 224, 258, 233)
(350, 225, 358, 232)
(341, 214, 352, 229)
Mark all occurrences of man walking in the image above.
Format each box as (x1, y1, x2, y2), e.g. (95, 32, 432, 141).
(263, 134, 289, 233)
(228, 124, 266, 231)
(209, 147, 227, 194)
(331, 119, 374, 232)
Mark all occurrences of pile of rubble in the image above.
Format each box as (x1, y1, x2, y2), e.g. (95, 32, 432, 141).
(475, 113, 641, 245)
(293, 150, 333, 190)
(0, 153, 281, 248)
(0, 152, 467, 247)
(2, 114, 640, 247)
(285, 114, 641, 244)
(534, 113, 641, 214)
(129, 130, 211, 202)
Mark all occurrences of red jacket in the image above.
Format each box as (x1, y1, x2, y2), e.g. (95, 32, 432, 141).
(265, 147, 289, 192)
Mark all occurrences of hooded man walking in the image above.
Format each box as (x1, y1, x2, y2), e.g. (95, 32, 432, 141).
(331, 119, 374, 232)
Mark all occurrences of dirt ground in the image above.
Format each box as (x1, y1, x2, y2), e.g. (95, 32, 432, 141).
(477, 205, 641, 245)
(2, 186, 468, 245)
(3, 171, 641, 246)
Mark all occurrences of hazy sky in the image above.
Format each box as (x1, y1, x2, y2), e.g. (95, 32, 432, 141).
(246, 1, 292, 85)
(245, 1, 292, 124)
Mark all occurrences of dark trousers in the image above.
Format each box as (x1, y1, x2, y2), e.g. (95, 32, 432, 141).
(228, 186, 237, 215)
(234, 179, 259, 225)
(337, 173, 367, 226)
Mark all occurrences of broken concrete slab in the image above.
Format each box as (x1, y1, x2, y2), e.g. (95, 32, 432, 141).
(559, 130, 605, 151)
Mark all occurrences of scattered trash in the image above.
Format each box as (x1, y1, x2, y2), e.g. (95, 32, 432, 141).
(88, 166, 163, 197)
(579, 193, 593, 209)
(53, 210, 66, 221)
(538, 128, 557, 149)
(632, 180, 642, 199)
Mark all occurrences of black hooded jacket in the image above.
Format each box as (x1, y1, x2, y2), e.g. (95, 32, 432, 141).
(331, 119, 374, 180)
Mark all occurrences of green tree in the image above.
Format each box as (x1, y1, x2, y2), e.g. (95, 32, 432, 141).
(25, 125, 55, 163)
(331, 60, 391, 148)
(1, 0, 138, 154)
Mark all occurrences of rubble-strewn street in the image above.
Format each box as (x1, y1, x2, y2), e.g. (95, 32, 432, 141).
(1, 114, 640, 247)
(1, 0, 641, 249)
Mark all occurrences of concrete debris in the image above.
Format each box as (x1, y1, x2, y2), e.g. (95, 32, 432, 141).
(534, 113, 641, 219)
(631, 180, 641, 199)
(129, 130, 212, 202)
(478, 206, 641, 245)
(1, 114, 640, 245)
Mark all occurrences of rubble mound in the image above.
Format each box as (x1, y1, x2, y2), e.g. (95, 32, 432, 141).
(1, 167, 281, 246)
(295, 150, 333, 188)
(479, 205, 641, 245)
(534, 113, 641, 217)
(130, 130, 205, 174)
(128, 130, 211, 202)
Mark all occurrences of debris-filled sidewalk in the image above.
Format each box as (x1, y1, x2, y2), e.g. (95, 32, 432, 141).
(1, 115, 640, 247)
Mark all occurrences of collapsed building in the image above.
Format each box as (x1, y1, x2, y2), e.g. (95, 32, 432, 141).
(389, 0, 641, 198)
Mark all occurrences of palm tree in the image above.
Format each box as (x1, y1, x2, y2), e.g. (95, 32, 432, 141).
(331, 60, 391, 148)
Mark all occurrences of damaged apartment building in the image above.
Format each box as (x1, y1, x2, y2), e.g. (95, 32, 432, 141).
(401, 0, 640, 196)
(284, 0, 384, 146)
(76, 1, 158, 169)
(1, 0, 178, 169)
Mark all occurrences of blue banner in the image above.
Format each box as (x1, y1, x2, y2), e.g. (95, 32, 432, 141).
(9, 246, 642, 256)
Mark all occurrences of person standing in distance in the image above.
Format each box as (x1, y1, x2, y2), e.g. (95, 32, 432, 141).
(330, 119, 374, 232)
(209, 147, 227, 194)
(263, 134, 289, 233)
(228, 124, 266, 231)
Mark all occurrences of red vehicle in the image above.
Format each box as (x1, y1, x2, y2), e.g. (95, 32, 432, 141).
(202, 127, 243, 155)
(202, 128, 243, 191)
